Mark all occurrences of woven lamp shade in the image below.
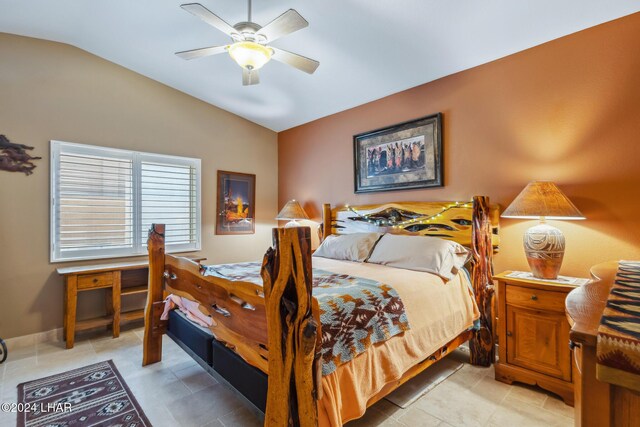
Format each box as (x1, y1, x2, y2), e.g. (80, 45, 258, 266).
(276, 200, 309, 221)
(501, 181, 585, 220)
(502, 181, 585, 279)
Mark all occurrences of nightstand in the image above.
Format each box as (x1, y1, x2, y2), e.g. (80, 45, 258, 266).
(494, 271, 587, 406)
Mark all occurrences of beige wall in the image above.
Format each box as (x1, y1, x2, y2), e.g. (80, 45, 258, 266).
(0, 33, 278, 339)
(279, 13, 640, 278)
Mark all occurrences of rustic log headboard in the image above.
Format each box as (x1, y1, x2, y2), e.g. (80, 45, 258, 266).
(322, 199, 500, 250)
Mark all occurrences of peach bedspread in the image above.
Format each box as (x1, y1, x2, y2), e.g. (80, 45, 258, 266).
(311, 257, 479, 426)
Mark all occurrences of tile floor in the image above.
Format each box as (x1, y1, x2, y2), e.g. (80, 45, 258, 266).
(0, 325, 574, 427)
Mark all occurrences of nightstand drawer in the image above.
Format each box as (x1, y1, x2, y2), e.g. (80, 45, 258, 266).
(77, 272, 114, 290)
(505, 285, 565, 313)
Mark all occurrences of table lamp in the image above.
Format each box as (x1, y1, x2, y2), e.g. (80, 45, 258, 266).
(276, 199, 309, 228)
(501, 181, 585, 280)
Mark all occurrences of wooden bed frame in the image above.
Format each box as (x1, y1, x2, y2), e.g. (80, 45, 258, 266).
(142, 196, 498, 426)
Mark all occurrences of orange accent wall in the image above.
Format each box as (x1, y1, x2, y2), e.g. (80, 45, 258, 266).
(278, 13, 640, 277)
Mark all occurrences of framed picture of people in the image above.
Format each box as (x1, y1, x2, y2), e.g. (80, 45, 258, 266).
(216, 170, 256, 235)
(353, 113, 443, 193)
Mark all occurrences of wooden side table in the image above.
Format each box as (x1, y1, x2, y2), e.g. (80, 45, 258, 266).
(62, 269, 121, 349)
(494, 271, 587, 406)
(58, 257, 205, 349)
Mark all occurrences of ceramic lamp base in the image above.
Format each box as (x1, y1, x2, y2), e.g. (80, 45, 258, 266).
(523, 222, 565, 280)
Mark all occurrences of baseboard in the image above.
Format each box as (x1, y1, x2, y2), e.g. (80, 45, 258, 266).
(4, 328, 63, 351)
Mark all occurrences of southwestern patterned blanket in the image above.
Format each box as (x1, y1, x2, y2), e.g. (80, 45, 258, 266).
(597, 260, 640, 392)
(203, 262, 410, 375)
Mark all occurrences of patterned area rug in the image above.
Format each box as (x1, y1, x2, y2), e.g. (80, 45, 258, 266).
(17, 360, 150, 427)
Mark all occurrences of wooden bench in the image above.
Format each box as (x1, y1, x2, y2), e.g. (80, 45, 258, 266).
(58, 257, 205, 349)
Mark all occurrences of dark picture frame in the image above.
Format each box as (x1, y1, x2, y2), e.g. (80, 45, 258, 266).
(216, 170, 256, 235)
(353, 113, 443, 193)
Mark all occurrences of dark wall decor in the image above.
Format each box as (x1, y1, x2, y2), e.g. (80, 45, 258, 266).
(216, 170, 256, 235)
(0, 337, 6, 364)
(0, 135, 41, 175)
(353, 113, 443, 193)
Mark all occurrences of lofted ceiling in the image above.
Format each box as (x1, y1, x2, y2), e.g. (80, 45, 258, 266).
(1, 1, 639, 131)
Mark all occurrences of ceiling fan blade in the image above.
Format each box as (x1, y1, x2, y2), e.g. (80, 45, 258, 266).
(256, 9, 308, 43)
(175, 45, 227, 60)
(270, 47, 319, 74)
(181, 3, 237, 37)
(242, 68, 260, 86)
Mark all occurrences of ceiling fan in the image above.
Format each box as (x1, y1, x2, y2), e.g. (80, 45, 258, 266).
(176, 1, 319, 86)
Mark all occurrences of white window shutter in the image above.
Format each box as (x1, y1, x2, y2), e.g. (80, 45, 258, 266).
(51, 141, 201, 262)
(139, 154, 201, 252)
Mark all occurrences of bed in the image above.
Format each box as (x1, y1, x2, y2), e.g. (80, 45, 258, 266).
(142, 197, 499, 426)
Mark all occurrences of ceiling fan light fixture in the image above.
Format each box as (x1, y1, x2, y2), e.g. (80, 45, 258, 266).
(227, 41, 272, 70)
(177, 3, 318, 84)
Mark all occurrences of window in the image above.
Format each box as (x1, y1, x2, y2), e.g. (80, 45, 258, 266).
(51, 141, 201, 262)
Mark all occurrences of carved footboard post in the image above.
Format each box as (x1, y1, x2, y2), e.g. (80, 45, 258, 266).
(143, 224, 166, 366)
(469, 196, 496, 366)
(261, 227, 318, 427)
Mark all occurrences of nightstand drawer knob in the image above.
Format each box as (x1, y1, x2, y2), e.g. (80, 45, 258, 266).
(530, 294, 538, 301)
(506, 331, 513, 337)
(93, 278, 98, 283)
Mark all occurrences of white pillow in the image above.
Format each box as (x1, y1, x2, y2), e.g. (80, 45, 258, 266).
(313, 232, 382, 262)
(366, 234, 470, 280)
